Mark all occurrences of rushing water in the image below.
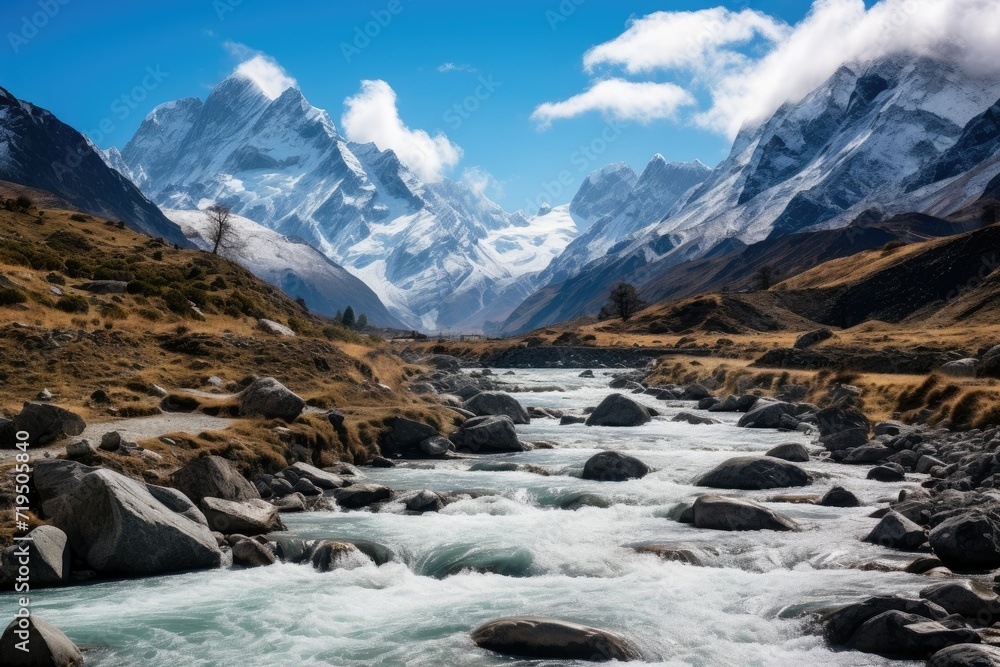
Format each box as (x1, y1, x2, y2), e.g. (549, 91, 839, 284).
(3, 369, 928, 666)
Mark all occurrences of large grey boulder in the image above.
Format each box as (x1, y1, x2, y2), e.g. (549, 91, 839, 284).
(823, 595, 950, 646)
(380, 418, 439, 458)
(169, 455, 259, 506)
(695, 456, 811, 490)
(0, 525, 70, 587)
(737, 401, 798, 429)
(0, 616, 83, 666)
(585, 394, 651, 427)
(794, 328, 833, 349)
(231, 538, 277, 568)
(146, 484, 210, 527)
(928, 644, 1000, 667)
(464, 392, 530, 425)
(238, 377, 305, 420)
(406, 490, 447, 513)
(200, 497, 286, 536)
(581, 452, 650, 482)
(332, 484, 393, 509)
(844, 610, 979, 659)
(817, 406, 871, 451)
(691, 495, 799, 532)
(287, 462, 344, 490)
(50, 469, 222, 575)
(920, 581, 1000, 620)
(311, 540, 373, 572)
(33, 459, 99, 511)
(820, 486, 861, 507)
(765, 443, 810, 462)
(471, 616, 641, 662)
(979, 345, 1000, 379)
(451, 415, 527, 453)
(929, 512, 1000, 570)
(941, 359, 979, 378)
(863, 511, 927, 550)
(7, 403, 85, 447)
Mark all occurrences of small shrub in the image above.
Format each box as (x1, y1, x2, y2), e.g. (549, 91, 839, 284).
(69, 213, 89, 222)
(102, 304, 129, 320)
(56, 294, 90, 314)
(0, 287, 26, 306)
(136, 308, 161, 321)
(151, 250, 163, 261)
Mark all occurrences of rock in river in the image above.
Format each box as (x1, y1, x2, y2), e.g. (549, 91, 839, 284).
(585, 394, 651, 427)
(765, 443, 810, 462)
(0, 525, 70, 587)
(695, 456, 812, 490)
(691, 495, 800, 532)
(0, 616, 83, 666)
(471, 616, 641, 662)
(929, 512, 1000, 570)
(200, 497, 286, 536)
(928, 644, 1000, 667)
(170, 455, 260, 506)
(464, 391, 531, 425)
(450, 415, 527, 453)
(844, 610, 979, 659)
(863, 511, 927, 550)
(582, 451, 650, 482)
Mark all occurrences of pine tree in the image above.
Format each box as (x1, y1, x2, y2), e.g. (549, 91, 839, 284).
(356, 313, 368, 330)
(341, 306, 356, 328)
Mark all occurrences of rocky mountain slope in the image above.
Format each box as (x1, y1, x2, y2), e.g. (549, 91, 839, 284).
(501, 55, 1000, 334)
(114, 72, 577, 332)
(0, 86, 189, 247)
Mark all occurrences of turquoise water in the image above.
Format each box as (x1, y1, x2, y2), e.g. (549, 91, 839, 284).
(2, 369, 922, 666)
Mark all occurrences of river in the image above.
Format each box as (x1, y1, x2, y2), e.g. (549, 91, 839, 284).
(5, 368, 926, 666)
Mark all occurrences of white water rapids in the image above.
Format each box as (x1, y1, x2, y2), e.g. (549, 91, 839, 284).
(2, 369, 927, 666)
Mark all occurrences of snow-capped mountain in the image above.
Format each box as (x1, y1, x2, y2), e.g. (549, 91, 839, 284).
(0, 86, 188, 247)
(116, 72, 576, 331)
(500, 54, 1000, 334)
(164, 209, 405, 329)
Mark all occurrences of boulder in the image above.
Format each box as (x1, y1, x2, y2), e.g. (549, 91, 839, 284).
(64, 439, 96, 459)
(292, 478, 322, 496)
(672, 412, 719, 425)
(99, 431, 123, 452)
(169, 455, 259, 506)
(978, 345, 1000, 379)
(929, 513, 1000, 570)
(737, 401, 798, 429)
(451, 415, 526, 453)
(928, 644, 1000, 667)
(0, 525, 70, 587)
(695, 456, 811, 490)
(256, 318, 296, 336)
(869, 465, 906, 482)
(464, 391, 530, 424)
(231, 538, 277, 568)
(794, 328, 834, 349)
(708, 395, 741, 412)
(581, 451, 650, 482)
(146, 484, 210, 526)
(691, 495, 799, 532)
(941, 359, 979, 378)
(238, 377, 305, 420)
(380, 417, 439, 458)
(420, 435, 454, 457)
(471, 616, 641, 662)
(844, 610, 979, 659)
(311, 540, 372, 572)
(0, 616, 83, 666)
(585, 394, 651, 427)
(81, 279, 128, 294)
(287, 462, 344, 490)
(681, 384, 712, 400)
(406, 490, 447, 513)
(765, 443, 810, 462)
(843, 444, 895, 464)
(824, 595, 950, 646)
(50, 469, 222, 574)
(863, 511, 928, 550)
(560, 415, 587, 425)
(820, 486, 861, 507)
(200, 497, 286, 536)
(10, 403, 86, 447)
(920, 581, 1000, 620)
(817, 406, 870, 451)
(32, 459, 99, 511)
(332, 484, 393, 509)
(272, 493, 307, 512)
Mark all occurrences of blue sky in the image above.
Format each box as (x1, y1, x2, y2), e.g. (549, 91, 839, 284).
(3, 0, 845, 211)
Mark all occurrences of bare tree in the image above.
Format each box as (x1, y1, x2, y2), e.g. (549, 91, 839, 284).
(204, 204, 240, 255)
(599, 282, 646, 322)
(753, 265, 777, 291)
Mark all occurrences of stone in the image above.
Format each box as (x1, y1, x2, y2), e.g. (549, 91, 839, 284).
(292, 478, 322, 496)
(36, 388, 53, 401)
(708, 395, 741, 412)
(238, 377, 305, 420)
(691, 495, 800, 532)
(11, 403, 86, 447)
(32, 459, 99, 508)
(256, 318, 296, 336)
(380, 417, 439, 457)
(65, 439, 96, 458)
(287, 462, 344, 490)
(585, 394, 651, 427)
(406, 489, 447, 512)
(272, 493, 307, 512)
(332, 484, 393, 509)
(844, 610, 979, 659)
(0, 616, 83, 666)
(451, 415, 526, 453)
(581, 451, 650, 482)
(980, 345, 1000, 379)
(824, 595, 950, 646)
(579, 370, 595, 378)
(817, 406, 871, 451)
(310, 540, 372, 572)
(325, 409, 346, 428)
(99, 431, 123, 452)
(0, 525, 70, 587)
(863, 511, 928, 550)
(560, 415, 587, 425)
(672, 412, 719, 425)
(794, 328, 834, 349)
(695, 456, 811, 490)
(869, 465, 906, 482)
(200, 497, 286, 536)
(471, 616, 641, 662)
(50, 469, 221, 574)
(941, 359, 979, 378)
(929, 513, 1000, 570)
(920, 581, 1000, 620)
(765, 443, 810, 462)
(420, 435, 454, 457)
(464, 391, 530, 425)
(81, 279, 128, 294)
(146, 484, 210, 527)
(681, 384, 711, 400)
(737, 401, 799, 429)
(916, 455, 947, 474)
(928, 644, 1000, 667)
(170, 455, 259, 506)
(231, 538, 277, 568)
(843, 444, 895, 464)
(820, 486, 861, 507)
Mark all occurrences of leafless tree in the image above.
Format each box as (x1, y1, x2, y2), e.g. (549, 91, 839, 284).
(204, 204, 241, 256)
(754, 265, 777, 291)
(600, 282, 646, 322)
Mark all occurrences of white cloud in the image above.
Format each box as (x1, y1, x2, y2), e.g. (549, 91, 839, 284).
(224, 42, 297, 100)
(583, 8, 789, 74)
(437, 62, 477, 73)
(531, 79, 695, 127)
(539, 0, 1000, 138)
(460, 166, 503, 199)
(341, 80, 462, 183)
